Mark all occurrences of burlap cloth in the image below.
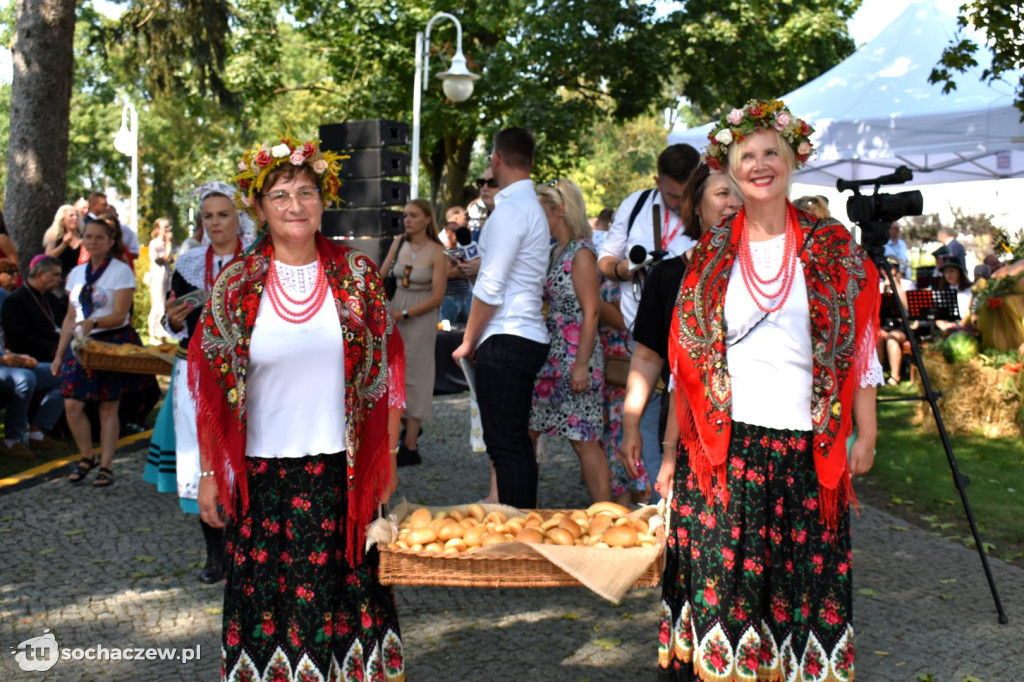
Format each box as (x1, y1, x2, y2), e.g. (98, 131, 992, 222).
(370, 501, 665, 602)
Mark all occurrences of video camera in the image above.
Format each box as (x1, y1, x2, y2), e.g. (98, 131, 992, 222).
(837, 166, 923, 260)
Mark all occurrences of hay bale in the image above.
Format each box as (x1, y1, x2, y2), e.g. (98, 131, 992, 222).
(912, 353, 1022, 438)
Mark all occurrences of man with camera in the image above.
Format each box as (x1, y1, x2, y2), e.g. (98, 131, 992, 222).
(597, 143, 700, 502)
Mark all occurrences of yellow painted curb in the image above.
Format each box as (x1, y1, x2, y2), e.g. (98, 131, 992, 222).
(0, 429, 153, 489)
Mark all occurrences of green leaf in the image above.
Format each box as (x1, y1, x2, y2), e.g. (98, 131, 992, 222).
(133, 555, 157, 563)
(858, 588, 877, 597)
(591, 637, 622, 650)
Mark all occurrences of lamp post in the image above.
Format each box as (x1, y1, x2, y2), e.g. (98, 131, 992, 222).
(410, 12, 480, 199)
(113, 97, 139, 235)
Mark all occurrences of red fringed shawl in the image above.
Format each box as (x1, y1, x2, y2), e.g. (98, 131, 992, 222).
(188, 232, 405, 564)
(669, 203, 879, 527)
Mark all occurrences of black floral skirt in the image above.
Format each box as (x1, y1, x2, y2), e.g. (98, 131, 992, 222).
(658, 422, 855, 681)
(222, 455, 404, 682)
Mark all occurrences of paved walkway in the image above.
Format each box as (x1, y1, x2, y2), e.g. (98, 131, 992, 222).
(1, 393, 1022, 681)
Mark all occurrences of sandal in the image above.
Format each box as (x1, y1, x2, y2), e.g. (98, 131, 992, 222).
(92, 467, 114, 488)
(68, 457, 98, 484)
(887, 376, 900, 386)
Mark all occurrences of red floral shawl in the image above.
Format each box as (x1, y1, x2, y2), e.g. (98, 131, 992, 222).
(668, 203, 879, 527)
(188, 231, 405, 563)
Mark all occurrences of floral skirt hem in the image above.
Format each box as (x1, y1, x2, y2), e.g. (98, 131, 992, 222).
(222, 454, 404, 682)
(59, 326, 153, 402)
(658, 422, 855, 682)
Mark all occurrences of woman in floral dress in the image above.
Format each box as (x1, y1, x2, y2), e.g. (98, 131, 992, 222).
(529, 178, 610, 503)
(658, 100, 883, 680)
(190, 135, 406, 682)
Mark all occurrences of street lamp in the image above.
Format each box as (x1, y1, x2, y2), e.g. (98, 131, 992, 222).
(410, 12, 480, 198)
(113, 97, 138, 236)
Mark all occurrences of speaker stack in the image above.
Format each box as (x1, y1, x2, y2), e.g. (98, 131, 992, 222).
(319, 119, 410, 266)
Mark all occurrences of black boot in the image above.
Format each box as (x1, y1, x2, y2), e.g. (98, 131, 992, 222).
(396, 443, 421, 467)
(198, 519, 226, 584)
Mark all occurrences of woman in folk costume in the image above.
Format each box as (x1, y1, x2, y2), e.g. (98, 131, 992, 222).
(657, 100, 883, 681)
(189, 136, 406, 681)
(143, 181, 254, 584)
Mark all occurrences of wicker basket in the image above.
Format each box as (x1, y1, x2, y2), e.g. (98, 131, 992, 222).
(77, 346, 174, 376)
(377, 509, 665, 591)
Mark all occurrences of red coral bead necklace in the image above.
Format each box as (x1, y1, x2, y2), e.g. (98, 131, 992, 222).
(266, 257, 329, 324)
(737, 211, 799, 314)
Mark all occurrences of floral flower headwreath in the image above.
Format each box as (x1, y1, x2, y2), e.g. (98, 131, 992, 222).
(231, 136, 347, 219)
(703, 99, 815, 171)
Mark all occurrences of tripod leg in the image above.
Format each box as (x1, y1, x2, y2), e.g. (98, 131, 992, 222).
(877, 260, 1009, 624)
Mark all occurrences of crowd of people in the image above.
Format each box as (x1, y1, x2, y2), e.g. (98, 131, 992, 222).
(6, 99, 1024, 682)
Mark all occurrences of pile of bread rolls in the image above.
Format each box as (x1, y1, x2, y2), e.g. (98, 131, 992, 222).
(386, 501, 658, 555)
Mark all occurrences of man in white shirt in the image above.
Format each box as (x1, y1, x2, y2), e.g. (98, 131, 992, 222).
(883, 221, 913, 280)
(452, 128, 550, 508)
(598, 144, 700, 503)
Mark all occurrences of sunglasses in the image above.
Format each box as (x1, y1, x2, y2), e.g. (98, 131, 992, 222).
(475, 177, 498, 189)
(545, 179, 565, 204)
(400, 264, 413, 289)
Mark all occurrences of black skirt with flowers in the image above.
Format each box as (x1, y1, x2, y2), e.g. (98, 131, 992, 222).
(221, 454, 404, 682)
(658, 422, 855, 682)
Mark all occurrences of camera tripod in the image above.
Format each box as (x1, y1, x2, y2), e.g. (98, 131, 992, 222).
(873, 255, 1008, 624)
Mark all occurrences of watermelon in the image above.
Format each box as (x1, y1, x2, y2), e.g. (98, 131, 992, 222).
(943, 331, 979, 363)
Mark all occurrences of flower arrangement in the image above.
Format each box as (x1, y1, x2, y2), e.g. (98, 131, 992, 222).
(703, 99, 815, 171)
(973, 272, 1023, 310)
(232, 135, 347, 217)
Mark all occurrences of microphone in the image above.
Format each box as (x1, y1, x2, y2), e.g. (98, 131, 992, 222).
(627, 244, 653, 273)
(455, 226, 480, 261)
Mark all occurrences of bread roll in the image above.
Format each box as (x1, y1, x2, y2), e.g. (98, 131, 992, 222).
(481, 531, 507, 547)
(602, 525, 638, 548)
(586, 501, 631, 518)
(588, 514, 613, 537)
(467, 503, 486, 521)
(540, 516, 563, 531)
(408, 507, 433, 529)
(483, 511, 507, 525)
(443, 546, 460, 555)
(524, 517, 543, 529)
(444, 538, 467, 552)
(633, 518, 650, 534)
(547, 528, 575, 546)
(569, 510, 589, 524)
(515, 527, 545, 544)
(524, 511, 544, 525)
(424, 542, 444, 553)
(437, 520, 464, 542)
(448, 509, 465, 521)
(459, 518, 478, 530)
(463, 525, 487, 547)
(407, 527, 437, 545)
(558, 518, 582, 539)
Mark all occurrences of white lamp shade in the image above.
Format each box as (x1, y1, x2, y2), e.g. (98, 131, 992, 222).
(442, 76, 476, 103)
(114, 125, 135, 156)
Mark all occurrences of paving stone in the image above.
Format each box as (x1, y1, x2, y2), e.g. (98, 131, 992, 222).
(1, 393, 1022, 680)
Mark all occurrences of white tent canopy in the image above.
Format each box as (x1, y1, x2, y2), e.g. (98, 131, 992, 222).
(667, 1, 1024, 187)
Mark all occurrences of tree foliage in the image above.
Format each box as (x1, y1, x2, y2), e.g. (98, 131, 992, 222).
(667, 0, 860, 118)
(929, 1, 1024, 120)
(1, 0, 863, 251)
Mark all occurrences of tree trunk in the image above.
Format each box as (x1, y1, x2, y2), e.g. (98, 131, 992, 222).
(4, 0, 76, 272)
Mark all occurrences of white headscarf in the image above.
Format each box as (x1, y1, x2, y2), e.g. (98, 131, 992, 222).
(192, 181, 255, 245)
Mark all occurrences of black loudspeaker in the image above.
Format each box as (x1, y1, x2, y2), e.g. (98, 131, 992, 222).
(326, 235, 396, 269)
(337, 149, 409, 179)
(322, 209, 404, 239)
(320, 120, 409, 151)
(337, 179, 409, 209)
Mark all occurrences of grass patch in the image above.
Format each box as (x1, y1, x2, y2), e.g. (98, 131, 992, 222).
(861, 383, 1024, 564)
